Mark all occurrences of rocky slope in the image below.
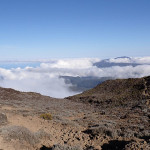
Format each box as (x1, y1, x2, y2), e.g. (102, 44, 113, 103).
(0, 76, 149, 149)
(67, 76, 150, 105)
(67, 76, 150, 149)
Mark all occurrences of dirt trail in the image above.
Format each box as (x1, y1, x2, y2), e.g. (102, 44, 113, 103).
(0, 89, 101, 150)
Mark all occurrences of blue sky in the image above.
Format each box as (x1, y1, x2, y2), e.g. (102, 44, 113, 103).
(0, 0, 150, 60)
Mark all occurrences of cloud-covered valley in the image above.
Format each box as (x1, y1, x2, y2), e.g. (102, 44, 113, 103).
(0, 57, 150, 98)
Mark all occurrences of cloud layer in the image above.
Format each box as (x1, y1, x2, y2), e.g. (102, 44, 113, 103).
(109, 56, 150, 64)
(0, 57, 150, 98)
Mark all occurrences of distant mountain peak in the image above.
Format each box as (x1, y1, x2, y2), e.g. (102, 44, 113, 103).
(114, 56, 131, 59)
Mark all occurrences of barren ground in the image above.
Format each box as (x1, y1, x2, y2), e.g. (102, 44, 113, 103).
(0, 76, 149, 150)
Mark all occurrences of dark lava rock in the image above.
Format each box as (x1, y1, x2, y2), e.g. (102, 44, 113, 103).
(50, 144, 83, 150)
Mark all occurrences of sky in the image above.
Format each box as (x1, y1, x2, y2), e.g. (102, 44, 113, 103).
(0, 0, 150, 60)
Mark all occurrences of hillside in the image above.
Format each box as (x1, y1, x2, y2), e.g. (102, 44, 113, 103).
(67, 76, 150, 107)
(0, 76, 149, 149)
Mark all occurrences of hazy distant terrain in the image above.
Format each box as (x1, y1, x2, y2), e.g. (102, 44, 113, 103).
(94, 57, 141, 68)
(60, 76, 112, 92)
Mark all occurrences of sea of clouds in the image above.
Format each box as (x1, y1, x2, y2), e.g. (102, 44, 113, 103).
(0, 57, 150, 98)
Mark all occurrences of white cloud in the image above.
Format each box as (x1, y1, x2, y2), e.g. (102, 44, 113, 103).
(97, 65, 150, 78)
(40, 58, 100, 69)
(0, 57, 150, 98)
(132, 57, 150, 64)
(0, 67, 78, 98)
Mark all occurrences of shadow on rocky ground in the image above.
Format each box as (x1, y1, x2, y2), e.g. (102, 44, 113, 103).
(40, 145, 52, 150)
(101, 140, 130, 150)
